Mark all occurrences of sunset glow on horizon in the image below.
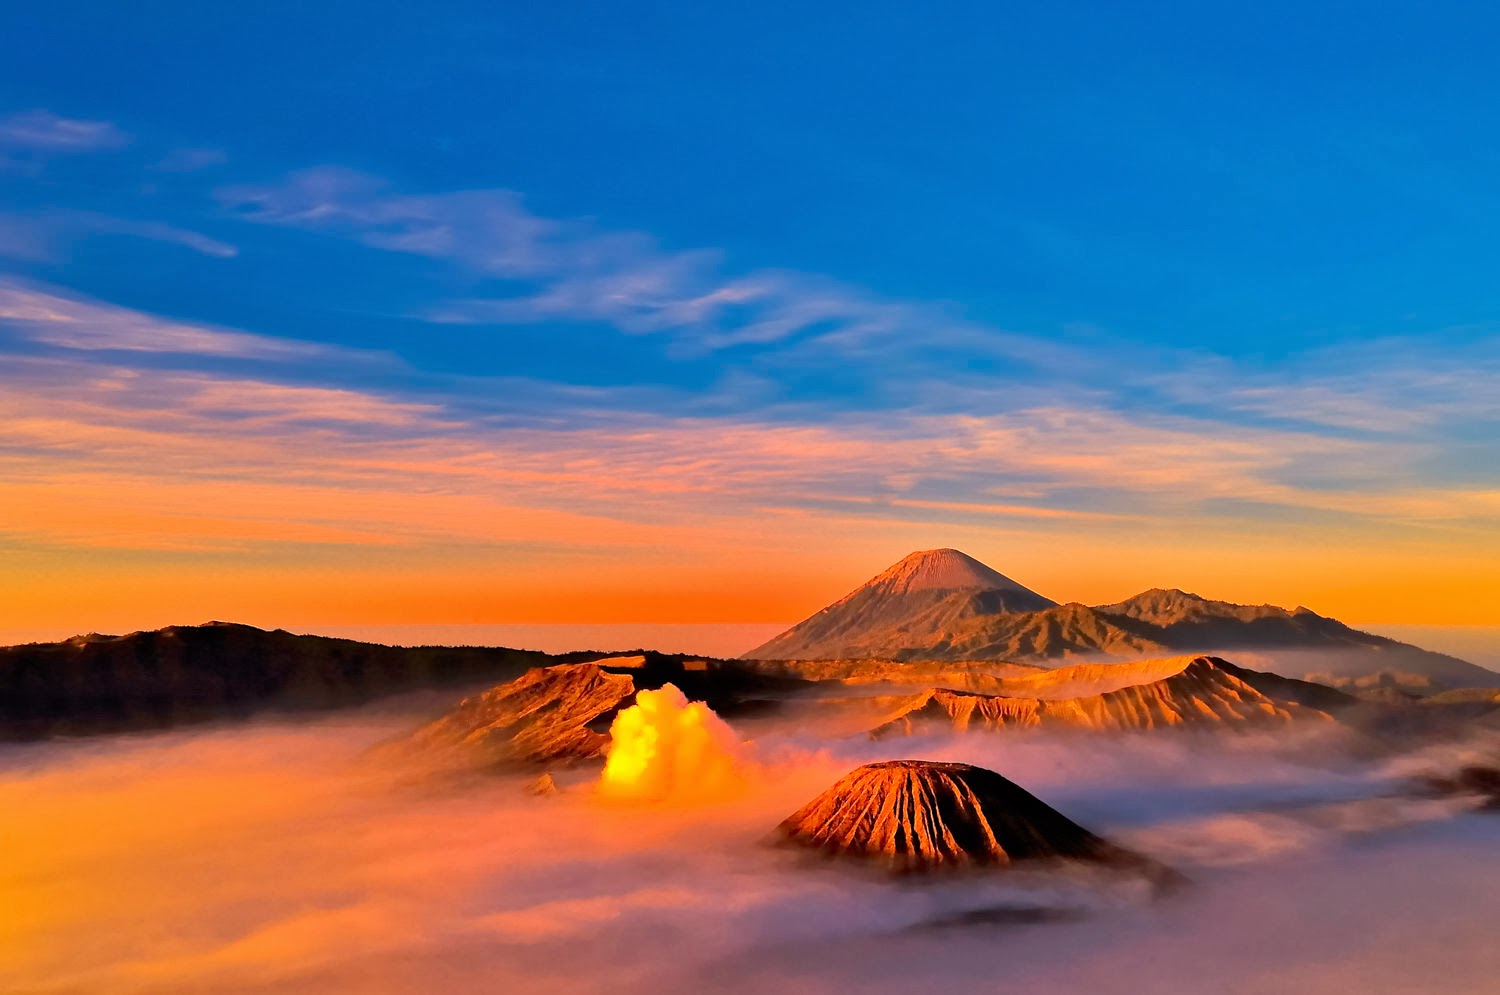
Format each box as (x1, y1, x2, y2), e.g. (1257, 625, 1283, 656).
(4, 5, 1500, 640)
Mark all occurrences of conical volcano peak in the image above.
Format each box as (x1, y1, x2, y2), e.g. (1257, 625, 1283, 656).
(867, 548, 1043, 596)
(775, 759, 1149, 873)
(742, 548, 1058, 660)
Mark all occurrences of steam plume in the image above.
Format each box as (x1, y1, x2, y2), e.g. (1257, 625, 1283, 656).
(599, 683, 743, 802)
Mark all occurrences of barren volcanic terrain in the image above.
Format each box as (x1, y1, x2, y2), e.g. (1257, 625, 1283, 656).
(746, 549, 1500, 691)
(3, 550, 1498, 995)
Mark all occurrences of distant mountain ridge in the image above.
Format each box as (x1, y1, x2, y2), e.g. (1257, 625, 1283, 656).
(744, 550, 1500, 690)
(1099, 588, 1358, 644)
(7, 552, 1495, 742)
(0, 623, 807, 743)
(0, 622, 561, 740)
(868, 655, 1356, 737)
(1094, 588, 1495, 687)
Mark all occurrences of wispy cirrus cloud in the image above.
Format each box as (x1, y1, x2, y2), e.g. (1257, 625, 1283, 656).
(0, 282, 370, 362)
(0, 209, 238, 261)
(6, 148, 1498, 602)
(0, 109, 128, 153)
(1152, 334, 1500, 437)
(213, 167, 1500, 453)
(75, 212, 238, 258)
(1, 347, 1480, 564)
(220, 168, 557, 275)
(217, 168, 1072, 374)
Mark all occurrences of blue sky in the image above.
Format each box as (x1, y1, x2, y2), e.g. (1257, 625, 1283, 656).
(10, 1, 1500, 358)
(2, 2, 1500, 628)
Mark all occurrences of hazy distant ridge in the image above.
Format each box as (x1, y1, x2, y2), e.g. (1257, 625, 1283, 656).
(0, 623, 556, 741)
(745, 550, 1500, 689)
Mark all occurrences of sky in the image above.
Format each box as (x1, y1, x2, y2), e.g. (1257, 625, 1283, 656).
(3, 2, 1500, 636)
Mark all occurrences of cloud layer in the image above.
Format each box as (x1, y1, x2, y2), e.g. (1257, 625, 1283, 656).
(0, 109, 128, 153)
(3, 709, 1496, 994)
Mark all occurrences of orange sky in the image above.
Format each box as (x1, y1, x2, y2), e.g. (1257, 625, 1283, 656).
(4, 89, 1500, 647)
(3, 323, 1499, 636)
(5, 497, 1498, 637)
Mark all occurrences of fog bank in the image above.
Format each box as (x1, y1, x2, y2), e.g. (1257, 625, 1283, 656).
(3, 707, 1497, 993)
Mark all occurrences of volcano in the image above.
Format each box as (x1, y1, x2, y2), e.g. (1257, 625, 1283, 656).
(746, 549, 1059, 660)
(396, 663, 636, 769)
(745, 549, 1500, 691)
(777, 759, 1149, 873)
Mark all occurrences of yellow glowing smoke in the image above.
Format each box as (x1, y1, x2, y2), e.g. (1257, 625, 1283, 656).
(599, 684, 742, 802)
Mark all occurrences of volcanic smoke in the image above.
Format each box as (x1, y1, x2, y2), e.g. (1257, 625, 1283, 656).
(599, 683, 743, 802)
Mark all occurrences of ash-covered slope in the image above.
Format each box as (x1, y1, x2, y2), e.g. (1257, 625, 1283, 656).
(777, 760, 1146, 872)
(386, 655, 811, 770)
(946, 602, 1166, 661)
(746, 549, 1059, 660)
(396, 663, 636, 769)
(869, 655, 1354, 737)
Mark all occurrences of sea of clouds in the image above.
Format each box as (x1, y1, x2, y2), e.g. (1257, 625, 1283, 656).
(3, 695, 1498, 994)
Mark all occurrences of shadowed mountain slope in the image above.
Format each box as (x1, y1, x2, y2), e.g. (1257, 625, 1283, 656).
(1093, 589, 1498, 688)
(0, 624, 804, 742)
(949, 602, 1166, 660)
(0, 622, 558, 741)
(747, 592, 1168, 665)
(776, 760, 1152, 873)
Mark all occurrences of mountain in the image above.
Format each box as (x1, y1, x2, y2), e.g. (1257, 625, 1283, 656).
(1095, 588, 1310, 630)
(742, 657, 1048, 692)
(944, 602, 1166, 660)
(867, 655, 1355, 737)
(1093, 589, 1498, 688)
(0, 622, 817, 743)
(746, 548, 1059, 660)
(0, 622, 557, 740)
(393, 662, 637, 770)
(852, 547, 1049, 599)
(1097, 588, 1413, 649)
(383, 654, 814, 770)
(776, 759, 1154, 873)
(745, 550, 1500, 691)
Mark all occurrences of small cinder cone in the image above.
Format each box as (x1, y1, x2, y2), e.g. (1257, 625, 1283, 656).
(777, 759, 1155, 874)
